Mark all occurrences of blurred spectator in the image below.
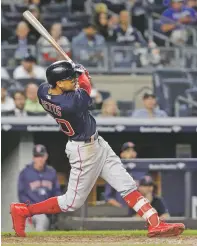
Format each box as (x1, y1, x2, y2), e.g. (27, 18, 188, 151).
(109, 10, 146, 46)
(120, 142, 137, 159)
(72, 23, 105, 47)
(2, 91, 27, 117)
(1, 67, 10, 80)
(186, 0, 197, 10)
(161, 0, 196, 44)
(25, 0, 51, 7)
(37, 23, 70, 65)
(101, 98, 120, 117)
(18, 144, 61, 231)
(26, 4, 41, 40)
(105, 141, 145, 208)
(13, 54, 46, 80)
(95, 13, 110, 39)
(128, 0, 146, 36)
(24, 83, 45, 113)
(132, 93, 168, 118)
(108, 15, 119, 30)
(1, 85, 15, 112)
(95, 3, 108, 14)
(8, 21, 37, 60)
(129, 176, 170, 219)
(72, 23, 105, 66)
(13, 91, 27, 116)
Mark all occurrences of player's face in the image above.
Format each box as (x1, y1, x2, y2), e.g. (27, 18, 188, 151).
(57, 78, 77, 91)
(143, 97, 156, 110)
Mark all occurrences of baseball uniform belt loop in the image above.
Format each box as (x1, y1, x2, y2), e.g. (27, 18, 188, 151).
(68, 131, 99, 144)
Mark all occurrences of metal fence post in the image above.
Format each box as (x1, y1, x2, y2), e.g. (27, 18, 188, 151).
(80, 199, 88, 230)
(184, 171, 192, 218)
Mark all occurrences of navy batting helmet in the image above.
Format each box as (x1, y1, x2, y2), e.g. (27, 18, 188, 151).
(46, 60, 83, 88)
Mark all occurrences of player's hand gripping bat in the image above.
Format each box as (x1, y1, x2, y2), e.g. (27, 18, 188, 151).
(23, 10, 75, 65)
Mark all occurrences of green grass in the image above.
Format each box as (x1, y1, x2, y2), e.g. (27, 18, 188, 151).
(2, 229, 197, 237)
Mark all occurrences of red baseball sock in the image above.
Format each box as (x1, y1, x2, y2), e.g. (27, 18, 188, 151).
(28, 197, 62, 215)
(124, 190, 160, 227)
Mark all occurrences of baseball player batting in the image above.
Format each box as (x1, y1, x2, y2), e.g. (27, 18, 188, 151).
(10, 61, 185, 237)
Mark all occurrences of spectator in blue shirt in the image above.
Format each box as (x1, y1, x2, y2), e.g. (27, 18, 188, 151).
(186, 0, 197, 17)
(104, 142, 146, 208)
(72, 23, 105, 67)
(132, 93, 168, 118)
(18, 144, 61, 231)
(109, 10, 147, 46)
(161, 0, 196, 43)
(8, 21, 37, 61)
(72, 22, 105, 47)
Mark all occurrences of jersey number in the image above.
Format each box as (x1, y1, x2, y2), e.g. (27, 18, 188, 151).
(56, 118, 75, 136)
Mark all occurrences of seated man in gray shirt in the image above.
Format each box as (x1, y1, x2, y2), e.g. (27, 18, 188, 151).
(132, 93, 168, 118)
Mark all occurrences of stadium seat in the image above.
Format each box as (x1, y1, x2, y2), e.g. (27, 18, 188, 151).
(2, 4, 11, 13)
(189, 71, 197, 86)
(42, 3, 69, 17)
(177, 104, 192, 117)
(27, 112, 47, 116)
(4, 12, 23, 23)
(7, 81, 24, 97)
(98, 90, 111, 100)
(42, 13, 62, 24)
(1, 79, 11, 89)
(185, 87, 197, 102)
(62, 22, 84, 31)
(154, 69, 189, 79)
(117, 100, 133, 116)
(4, 21, 18, 31)
(152, 69, 191, 112)
(162, 78, 192, 116)
(148, 0, 166, 14)
(71, 0, 86, 12)
(102, 0, 125, 14)
(62, 29, 81, 41)
(68, 13, 90, 25)
(14, 4, 28, 13)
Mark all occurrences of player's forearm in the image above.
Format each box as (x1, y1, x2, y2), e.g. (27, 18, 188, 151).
(78, 73, 91, 95)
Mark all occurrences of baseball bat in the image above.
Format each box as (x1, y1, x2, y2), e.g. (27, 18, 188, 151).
(23, 10, 74, 64)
